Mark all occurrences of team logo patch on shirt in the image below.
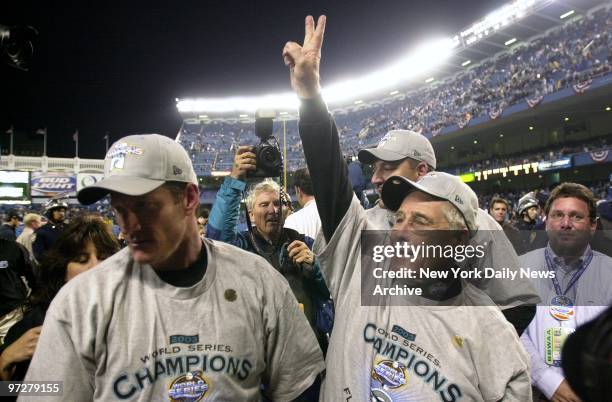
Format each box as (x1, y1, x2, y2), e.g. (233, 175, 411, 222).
(452, 335, 464, 348)
(371, 360, 408, 389)
(168, 371, 209, 402)
(224, 289, 237, 302)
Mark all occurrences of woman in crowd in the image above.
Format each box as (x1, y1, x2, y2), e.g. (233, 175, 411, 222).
(0, 214, 120, 382)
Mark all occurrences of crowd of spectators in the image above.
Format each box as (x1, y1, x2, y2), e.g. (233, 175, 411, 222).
(178, 7, 611, 176)
(444, 135, 610, 174)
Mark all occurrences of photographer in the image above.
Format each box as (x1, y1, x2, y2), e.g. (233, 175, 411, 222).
(206, 146, 331, 347)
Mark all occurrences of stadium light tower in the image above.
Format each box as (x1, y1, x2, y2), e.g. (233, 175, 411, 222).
(177, 0, 554, 115)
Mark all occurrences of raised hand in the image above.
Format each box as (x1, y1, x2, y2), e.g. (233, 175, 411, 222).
(282, 15, 326, 99)
(230, 146, 256, 180)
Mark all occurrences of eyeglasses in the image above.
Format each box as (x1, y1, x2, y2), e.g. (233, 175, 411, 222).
(548, 211, 589, 223)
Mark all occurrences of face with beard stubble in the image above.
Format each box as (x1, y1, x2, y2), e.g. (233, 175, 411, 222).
(546, 197, 597, 259)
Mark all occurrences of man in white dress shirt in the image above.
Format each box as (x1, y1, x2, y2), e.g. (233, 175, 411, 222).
(520, 182, 612, 402)
(284, 168, 321, 239)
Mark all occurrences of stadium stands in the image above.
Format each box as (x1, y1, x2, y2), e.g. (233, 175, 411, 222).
(178, 6, 611, 177)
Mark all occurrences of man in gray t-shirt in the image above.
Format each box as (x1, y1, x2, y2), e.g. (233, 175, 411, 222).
(20, 134, 323, 401)
(283, 16, 531, 401)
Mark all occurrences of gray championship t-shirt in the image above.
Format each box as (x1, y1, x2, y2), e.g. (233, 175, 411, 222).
(20, 240, 324, 402)
(318, 196, 532, 402)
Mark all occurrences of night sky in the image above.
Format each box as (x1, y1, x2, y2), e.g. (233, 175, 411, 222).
(2, 0, 503, 159)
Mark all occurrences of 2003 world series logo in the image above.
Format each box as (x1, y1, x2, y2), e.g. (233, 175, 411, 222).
(168, 371, 210, 402)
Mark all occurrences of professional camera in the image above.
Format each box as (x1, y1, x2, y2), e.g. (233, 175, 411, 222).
(247, 109, 282, 178)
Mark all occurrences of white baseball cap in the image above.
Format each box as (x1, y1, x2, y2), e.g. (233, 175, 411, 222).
(381, 171, 479, 233)
(77, 134, 198, 205)
(358, 130, 437, 169)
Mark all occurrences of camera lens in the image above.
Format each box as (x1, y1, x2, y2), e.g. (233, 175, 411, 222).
(260, 146, 281, 168)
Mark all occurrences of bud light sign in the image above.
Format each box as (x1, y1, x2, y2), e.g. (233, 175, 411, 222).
(31, 172, 77, 197)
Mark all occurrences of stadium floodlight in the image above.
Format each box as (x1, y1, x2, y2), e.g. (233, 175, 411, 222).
(458, 0, 549, 47)
(606, 106, 611, 111)
(354, 100, 363, 104)
(425, 77, 435, 83)
(505, 38, 517, 46)
(499, 134, 504, 138)
(560, 10, 575, 19)
(564, 117, 570, 122)
(176, 92, 300, 114)
(389, 90, 399, 95)
(321, 37, 455, 105)
(529, 126, 534, 131)
(177, 1, 557, 115)
(177, 37, 454, 114)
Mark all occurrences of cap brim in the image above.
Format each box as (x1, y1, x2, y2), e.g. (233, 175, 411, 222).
(77, 176, 165, 205)
(358, 148, 407, 164)
(381, 175, 437, 212)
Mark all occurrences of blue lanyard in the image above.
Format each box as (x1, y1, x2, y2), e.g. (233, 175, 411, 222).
(544, 248, 593, 296)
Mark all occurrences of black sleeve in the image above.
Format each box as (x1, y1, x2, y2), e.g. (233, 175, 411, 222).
(14, 243, 36, 291)
(502, 305, 536, 336)
(298, 96, 353, 242)
(32, 228, 47, 262)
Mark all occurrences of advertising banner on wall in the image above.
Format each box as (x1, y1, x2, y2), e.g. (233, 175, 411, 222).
(30, 172, 77, 197)
(77, 173, 105, 192)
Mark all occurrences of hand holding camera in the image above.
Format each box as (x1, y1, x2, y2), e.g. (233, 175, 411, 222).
(230, 146, 256, 180)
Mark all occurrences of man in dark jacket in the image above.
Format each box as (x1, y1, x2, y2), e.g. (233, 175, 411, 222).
(0, 211, 20, 242)
(0, 238, 34, 345)
(513, 193, 547, 253)
(489, 197, 524, 255)
(32, 199, 68, 263)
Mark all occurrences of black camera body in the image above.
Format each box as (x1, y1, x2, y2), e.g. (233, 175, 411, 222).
(247, 110, 282, 178)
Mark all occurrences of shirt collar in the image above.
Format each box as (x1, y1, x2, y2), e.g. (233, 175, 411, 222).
(303, 199, 315, 208)
(546, 242, 592, 271)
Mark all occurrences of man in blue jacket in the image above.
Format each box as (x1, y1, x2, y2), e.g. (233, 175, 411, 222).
(207, 146, 331, 348)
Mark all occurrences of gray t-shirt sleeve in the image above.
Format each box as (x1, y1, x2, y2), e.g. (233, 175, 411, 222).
(474, 308, 532, 401)
(315, 196, 366, 303)
(469, 210, 541, 308)
(263, 286, 324, 401)
(20, 298, 95, 401)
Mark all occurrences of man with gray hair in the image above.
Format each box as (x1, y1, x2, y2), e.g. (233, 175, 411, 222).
(21, 134, 324, 401)
(207, 146, 331, 352)
(283, 15, 532, 401)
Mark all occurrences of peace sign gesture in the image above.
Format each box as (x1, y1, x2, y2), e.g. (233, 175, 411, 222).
(282, 15, 326, 99)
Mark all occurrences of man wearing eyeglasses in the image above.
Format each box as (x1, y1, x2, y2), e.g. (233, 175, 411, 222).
(519, 182, 612, 402)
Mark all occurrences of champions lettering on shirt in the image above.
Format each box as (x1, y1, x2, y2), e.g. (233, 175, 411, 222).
(364, 323, 463, 402)
(112, 337, 253, 400)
